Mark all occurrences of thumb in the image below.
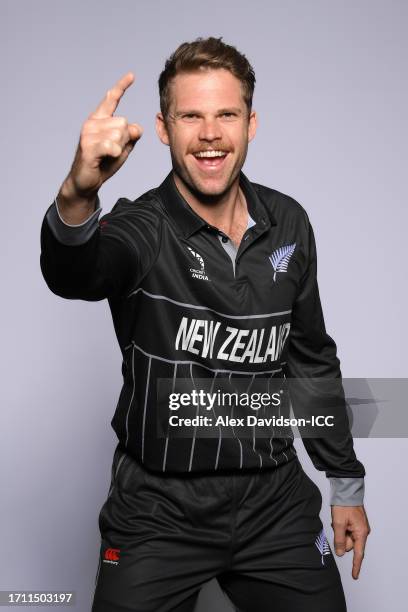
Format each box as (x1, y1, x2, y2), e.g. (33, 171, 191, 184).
(128, 122, 143, 142)
(345, 534, 354, 552)
(103, 140, 136, 176)
(116, 140, 136, 164)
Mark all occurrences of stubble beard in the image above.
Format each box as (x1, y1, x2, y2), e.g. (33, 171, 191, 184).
(170, 143, 249, 206)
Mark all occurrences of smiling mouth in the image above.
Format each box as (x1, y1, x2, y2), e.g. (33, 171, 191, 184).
(191, 150, 229, 170)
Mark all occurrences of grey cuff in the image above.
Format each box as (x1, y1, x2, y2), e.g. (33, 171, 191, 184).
(329, 477, 365, 506)
(45, 196, 102, 246)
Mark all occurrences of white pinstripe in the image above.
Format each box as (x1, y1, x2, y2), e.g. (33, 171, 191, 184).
(141, 356, 152, 462)
(162, 362, 178, 471)
(228, 372, 244, 469)
(125, 344, 136, 447)
(124, 341, 292, 471)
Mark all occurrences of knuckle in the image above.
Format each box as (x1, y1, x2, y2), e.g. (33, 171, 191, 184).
(356, 527, 368, 537)
(110, 129, 122, 142)
(332, 520, 345, 528)
(116, 116, 127, 128)
(102, 139, 113, 151)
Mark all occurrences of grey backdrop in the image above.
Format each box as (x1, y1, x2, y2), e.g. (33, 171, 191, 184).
(1, 0, 407, 610)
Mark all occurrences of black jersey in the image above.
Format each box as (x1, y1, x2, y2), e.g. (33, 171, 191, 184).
(40, 170, 365, 493)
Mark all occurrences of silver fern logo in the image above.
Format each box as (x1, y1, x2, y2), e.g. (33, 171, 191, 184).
(187, 247, 209, 281)
(269, 243, 296, 281)
(315, 528, 331, 565)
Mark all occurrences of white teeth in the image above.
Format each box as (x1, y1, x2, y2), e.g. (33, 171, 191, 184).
(194, 150, 227, 158)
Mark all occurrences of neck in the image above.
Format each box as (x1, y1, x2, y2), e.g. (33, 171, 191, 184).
(172, 171, 248, 236)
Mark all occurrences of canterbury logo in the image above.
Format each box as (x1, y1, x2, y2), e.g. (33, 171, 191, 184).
(187, 247, 209, 281)
(315, 529, 331, 565)
(103, 548, 120, 565)
(269, 243, 296, 281)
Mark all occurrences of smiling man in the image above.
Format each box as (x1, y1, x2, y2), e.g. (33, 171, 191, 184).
(157, 67, 255, 245)
(40, 37, 370, 612)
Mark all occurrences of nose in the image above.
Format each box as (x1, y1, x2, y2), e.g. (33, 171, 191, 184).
(198, 116, 222, 142)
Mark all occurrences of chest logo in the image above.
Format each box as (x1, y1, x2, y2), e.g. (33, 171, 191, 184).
(269, 243, 296, 281)
(187, 247, 209, 281)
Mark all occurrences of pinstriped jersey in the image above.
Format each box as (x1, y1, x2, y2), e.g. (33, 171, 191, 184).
(40, 170, 365, 480)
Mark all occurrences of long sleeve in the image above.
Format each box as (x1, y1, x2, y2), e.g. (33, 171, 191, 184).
(40, 195, 160, 301)
(282, 212, 365, 506)
(45, 196, 102, 245)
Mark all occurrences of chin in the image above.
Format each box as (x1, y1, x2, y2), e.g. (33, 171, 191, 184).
(192, 178, 231, 199)
(173, 159, 239, 201)
(189, 168, 237, 194)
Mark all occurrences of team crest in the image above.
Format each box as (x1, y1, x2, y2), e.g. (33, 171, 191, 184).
(269, 243, 296, 281)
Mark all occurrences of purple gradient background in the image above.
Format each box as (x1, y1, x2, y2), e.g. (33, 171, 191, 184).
(1, 0, 406, 610)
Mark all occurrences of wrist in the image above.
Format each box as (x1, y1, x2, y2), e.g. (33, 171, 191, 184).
(58, 176, 98, 224)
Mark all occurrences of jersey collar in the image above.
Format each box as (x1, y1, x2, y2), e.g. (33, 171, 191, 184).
(157, 170, 277, 239)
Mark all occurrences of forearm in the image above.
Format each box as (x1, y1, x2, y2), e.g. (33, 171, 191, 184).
(284, 210, 366, 504)
(41, 195, 124, 300)
(40, 206, 109, 301)
(56, 176, 99, 225)
(47, 192, 102, 246)
(40, 193, 156, 301)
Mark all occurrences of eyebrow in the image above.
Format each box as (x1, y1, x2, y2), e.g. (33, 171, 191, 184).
(174, 107, 243, 118)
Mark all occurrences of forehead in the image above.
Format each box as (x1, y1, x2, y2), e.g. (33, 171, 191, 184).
(169, 68, 245, 110)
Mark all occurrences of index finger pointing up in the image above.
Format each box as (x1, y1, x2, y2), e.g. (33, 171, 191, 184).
(90, 72, 135, 119)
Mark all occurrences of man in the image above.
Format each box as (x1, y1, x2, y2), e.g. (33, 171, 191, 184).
(40, 37, 370, 611)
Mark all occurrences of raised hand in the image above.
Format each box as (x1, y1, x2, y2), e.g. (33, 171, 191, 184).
(63, 72, 143, 201)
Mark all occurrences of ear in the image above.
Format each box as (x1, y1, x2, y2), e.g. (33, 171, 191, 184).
(247, 110, 257, 143)
(156, 112, 170, 146)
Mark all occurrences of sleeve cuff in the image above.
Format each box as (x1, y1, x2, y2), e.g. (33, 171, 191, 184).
(329, 477, 365, 506)
(45, 196, 102, 246)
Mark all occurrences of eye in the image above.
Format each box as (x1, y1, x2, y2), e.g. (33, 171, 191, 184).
(182, 113, 200, 121)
